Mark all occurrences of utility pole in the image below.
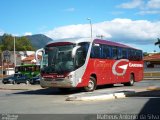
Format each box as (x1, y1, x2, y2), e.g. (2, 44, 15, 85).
(1, 53, 3, 81)
(87, 18, 93, 41)
(96, 35, 104, 39)
(14, 36, 16, 73)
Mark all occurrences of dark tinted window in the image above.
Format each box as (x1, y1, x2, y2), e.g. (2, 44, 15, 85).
(122, 48, 128, 59)
(101, 45, 111, 59)
(128, 49, 135, 60)
(112, 47, 118, 59)
(117, 47, 122, 59)
(128, 49, 143, 61)
(135, 50, 143, 61)
(90, 44, 101, 58)
(75, 42, 90, 68)
(90, 43, 142, 61)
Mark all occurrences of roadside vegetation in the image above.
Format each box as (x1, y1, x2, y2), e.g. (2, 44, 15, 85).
(0, 33, 35, 54)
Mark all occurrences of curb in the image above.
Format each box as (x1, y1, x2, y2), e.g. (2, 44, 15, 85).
(143, 78, 160, 80)
(114, 93, 126, 99)
(66, 94, 115, 101)
(0, 84, 42, 91)
(66, 91, 136, 101)
(147, 86, 160, 91)
(0, 87, 34, 91)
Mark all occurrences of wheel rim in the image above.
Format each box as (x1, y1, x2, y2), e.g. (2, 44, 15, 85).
(130, 79, 133, 84)
(88, 80, 94, 91)
(130, 75, 134, 85)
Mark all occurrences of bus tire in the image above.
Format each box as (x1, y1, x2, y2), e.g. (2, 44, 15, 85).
(84, 76, 97, 92)
(124, 74, 134, 86)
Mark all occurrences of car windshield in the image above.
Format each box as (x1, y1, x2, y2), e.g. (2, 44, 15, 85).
(14, 74, 21, 77)
(5, 74, 14, 78)
(41, 42, 89, 74)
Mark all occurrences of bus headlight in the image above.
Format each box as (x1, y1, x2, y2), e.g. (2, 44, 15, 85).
(65, 75, 73, 79)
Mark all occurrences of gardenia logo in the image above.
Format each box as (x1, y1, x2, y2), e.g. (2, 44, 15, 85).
(112, 59, 143, 76)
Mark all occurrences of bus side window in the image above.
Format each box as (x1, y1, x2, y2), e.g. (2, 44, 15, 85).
(117, 47, 122, 59)
(75, 48, 86, 68)
(135, 50, 142, 61)
(122, 48, 127, 59)
(128, 49, 133, 60)
(102, 45, 111, 59)
(90, 44, 101, 58)
(128, 49, 136, 61)
(139, 50, 143, 60)
(111, 47, 118, 60)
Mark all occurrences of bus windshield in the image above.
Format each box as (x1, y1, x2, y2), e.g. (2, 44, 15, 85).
(41, 42, 89, 74)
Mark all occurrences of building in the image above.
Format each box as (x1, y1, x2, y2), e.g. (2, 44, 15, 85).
(21, 54, 41, 64)
(144, 53, 160, 68)
(0, 51, 41, 76)
(143, 53, 160, 73)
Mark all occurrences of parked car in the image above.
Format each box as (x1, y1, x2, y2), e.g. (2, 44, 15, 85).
(2, 73, 30, 84)
(29, 75, 40, 85)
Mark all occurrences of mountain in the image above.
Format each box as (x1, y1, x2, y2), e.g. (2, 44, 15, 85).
(0, 34, 53, 50)
(25, 34, 53, 49)
(0, 36, 2, 43)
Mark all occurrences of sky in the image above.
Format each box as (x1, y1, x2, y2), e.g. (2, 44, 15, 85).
(0, 0, 160, 52)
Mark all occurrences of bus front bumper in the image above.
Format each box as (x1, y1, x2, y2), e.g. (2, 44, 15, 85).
(40, 77, 74, 88)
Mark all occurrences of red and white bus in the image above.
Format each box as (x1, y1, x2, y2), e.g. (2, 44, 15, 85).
(36, 38, 143, 92)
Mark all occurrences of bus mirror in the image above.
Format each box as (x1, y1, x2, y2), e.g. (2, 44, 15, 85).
(72, 46, 81, 58)
(35, 48, 44, 64)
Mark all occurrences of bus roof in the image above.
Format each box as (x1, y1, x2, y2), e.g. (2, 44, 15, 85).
(46, 38, 91, 46)
(94, 39, 137, 50)
(46, 38, 139, 50)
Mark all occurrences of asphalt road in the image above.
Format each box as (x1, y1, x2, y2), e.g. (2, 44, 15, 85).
(0, 80, 160, 120)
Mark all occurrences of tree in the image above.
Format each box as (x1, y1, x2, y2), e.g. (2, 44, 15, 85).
(155, 38, 160, 48)
(1, 34, 13, 51)
(143, 52, 149, 56)
(15, 36, 35, 51)
(0, 33, 35, 51)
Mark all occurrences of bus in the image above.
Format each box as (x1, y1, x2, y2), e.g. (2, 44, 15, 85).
(36, 38, 143, 92)
(15, 64, 40, 79)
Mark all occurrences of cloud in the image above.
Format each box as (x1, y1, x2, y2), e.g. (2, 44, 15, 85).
(24, 32, 32, 36)
(45, 24, 111, 40)
(137, 10, 160, 15)
(117, 0, 160, 15)
(117, 0, 143, 9)
(64, 8, 75, 12)
(45, 18, 160, 46)
(147, 0, 160, 9)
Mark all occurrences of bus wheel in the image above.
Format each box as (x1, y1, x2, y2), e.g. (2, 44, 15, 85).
(124, 74, 134, 86)
(84, 76, 97, 92)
